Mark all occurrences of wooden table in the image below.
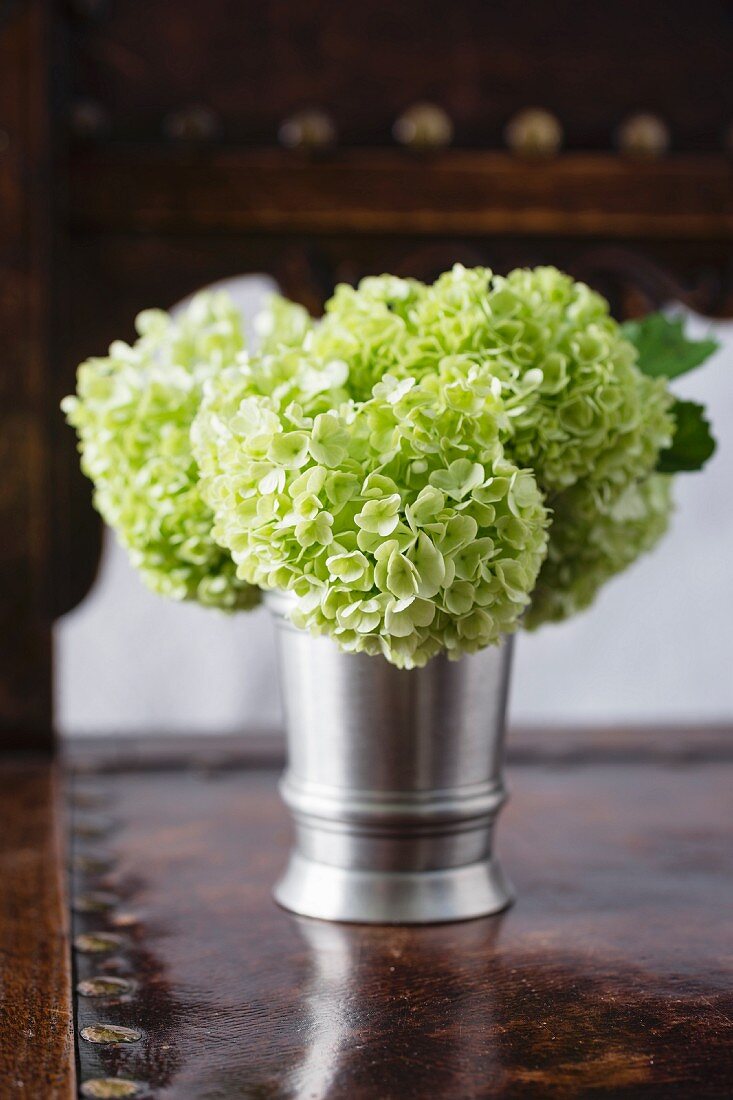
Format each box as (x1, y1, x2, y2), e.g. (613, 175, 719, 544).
(3, 729, 733, 1098)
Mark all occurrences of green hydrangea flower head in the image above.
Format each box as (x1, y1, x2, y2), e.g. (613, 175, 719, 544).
(269, 264, 675, 497)
(259, 265, 680, 632)
(255, 293, 314, 355)
(525, 473, 673, 628)
(428, 265, 675, 496)
(63, 292, 259, 610)
(194, 353, 550, 667)
(66, 268, 711, 655)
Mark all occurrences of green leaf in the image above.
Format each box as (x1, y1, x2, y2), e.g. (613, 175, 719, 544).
(657, 400, 716, 473)
(622, 313, 719, 379)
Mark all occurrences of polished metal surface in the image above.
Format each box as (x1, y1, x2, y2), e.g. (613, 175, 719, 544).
(267, 591, 514, 924)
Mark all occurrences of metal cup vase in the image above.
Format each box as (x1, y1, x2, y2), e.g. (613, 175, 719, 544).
(267, 591, 515, 924)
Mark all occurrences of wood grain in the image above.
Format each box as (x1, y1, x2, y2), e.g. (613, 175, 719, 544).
(69, 150, 733, 239)
(70, 749, 733, 1098)
(0, 760, 75, 1098)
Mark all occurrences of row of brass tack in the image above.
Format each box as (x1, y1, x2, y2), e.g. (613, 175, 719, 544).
(70, 99, 695, 159)
(71, 787, 146, 1100)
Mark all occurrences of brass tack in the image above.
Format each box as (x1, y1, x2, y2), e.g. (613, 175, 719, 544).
(74, 932, 124, 954)
(393, 103, 453, 151)
(81, 1023, 142, 1045)
(278, 108, 336, 152)
(77, 976, 134, 998)
(616, 112, 670, 159)
(81, 1080, 141, 1099)
(74, 891, 117, 914)
(505, 107, 563, 159)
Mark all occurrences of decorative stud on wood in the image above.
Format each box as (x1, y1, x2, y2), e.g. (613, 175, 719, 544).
(74, 931, 125, 954)
(80, 1023, 143, 1044)
(393, 103, 454, 151)
(81, 1081, 141, 1098)
(505, 108, 563, 159)
(73, 891, 118, 914)
(278, 108, 337, 152)
(616, 113, 670, 159)
(77, 975, 135, 998)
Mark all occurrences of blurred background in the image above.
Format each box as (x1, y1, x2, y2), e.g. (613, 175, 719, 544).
(3, 0, 732, 746)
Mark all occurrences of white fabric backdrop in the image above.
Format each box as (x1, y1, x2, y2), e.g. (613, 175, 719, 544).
(55, 276, 733, 734)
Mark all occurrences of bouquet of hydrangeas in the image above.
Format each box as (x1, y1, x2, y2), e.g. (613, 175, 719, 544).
(64, 266, 717, 668)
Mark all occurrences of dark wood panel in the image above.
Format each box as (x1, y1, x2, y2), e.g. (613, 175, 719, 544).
(69, 150, 733, 239)
(0, 1, 54, 747)
(68, 0, 733, 151)
(69, 751, 733, 1098)
(0, 760, 75, 1098)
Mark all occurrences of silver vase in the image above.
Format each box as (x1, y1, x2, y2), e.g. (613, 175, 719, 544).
(267, 590, 514, 924)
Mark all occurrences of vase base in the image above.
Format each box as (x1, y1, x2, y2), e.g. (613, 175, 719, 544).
(273, 852, 514, 925)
